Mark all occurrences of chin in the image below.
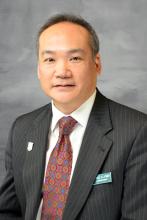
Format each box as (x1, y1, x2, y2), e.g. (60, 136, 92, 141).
(52, 92, 76, 101)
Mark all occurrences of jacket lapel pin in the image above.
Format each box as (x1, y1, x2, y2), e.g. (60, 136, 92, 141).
(27, 142, 34, 151)
(93, 172, 112, 185)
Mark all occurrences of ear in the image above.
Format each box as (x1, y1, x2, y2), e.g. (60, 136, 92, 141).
(94, 53, 102, 76)
(37, 64, 41, 79)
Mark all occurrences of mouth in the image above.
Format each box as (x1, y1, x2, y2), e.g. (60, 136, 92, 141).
(53, 84, 75, 88)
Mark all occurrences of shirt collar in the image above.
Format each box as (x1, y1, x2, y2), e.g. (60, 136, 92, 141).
(51, 90, 96, 132)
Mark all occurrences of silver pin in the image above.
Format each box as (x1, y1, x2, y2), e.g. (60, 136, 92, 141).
(27, 142, 34, 151)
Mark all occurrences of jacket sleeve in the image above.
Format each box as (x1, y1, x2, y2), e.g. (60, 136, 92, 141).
(0, 120, 23, 220)
(121, 121, 147, 220)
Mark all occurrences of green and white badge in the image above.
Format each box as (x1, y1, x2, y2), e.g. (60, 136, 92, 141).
(93, 172, 112, 185)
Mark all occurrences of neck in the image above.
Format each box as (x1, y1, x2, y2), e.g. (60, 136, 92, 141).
(53, 102, 81, 115)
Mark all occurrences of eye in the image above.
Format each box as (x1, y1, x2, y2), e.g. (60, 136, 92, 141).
(70, 56, 82, 62)
(44, 57, 55, 63)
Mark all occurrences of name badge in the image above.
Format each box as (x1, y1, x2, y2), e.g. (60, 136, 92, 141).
(93, 172, 112, 185)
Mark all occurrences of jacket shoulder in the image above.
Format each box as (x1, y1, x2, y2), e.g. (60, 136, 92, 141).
(107, 97, 147, 126)
(12, 103, 51, 134)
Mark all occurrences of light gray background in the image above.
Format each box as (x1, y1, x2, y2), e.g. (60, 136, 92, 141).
(0, 0, 147, 185)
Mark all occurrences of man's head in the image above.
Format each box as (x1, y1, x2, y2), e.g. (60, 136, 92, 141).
(37, 14, 101, 114)
(37, 14, 99, 57)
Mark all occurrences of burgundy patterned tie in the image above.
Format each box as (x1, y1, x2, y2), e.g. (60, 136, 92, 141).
(41, 116, 77, 220)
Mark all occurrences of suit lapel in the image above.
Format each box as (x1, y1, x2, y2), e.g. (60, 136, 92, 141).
(23, 105, 52, 219)
(63, 91, 113, 220)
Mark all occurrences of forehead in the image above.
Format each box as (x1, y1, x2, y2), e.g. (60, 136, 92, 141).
(39, 22, 91, 50)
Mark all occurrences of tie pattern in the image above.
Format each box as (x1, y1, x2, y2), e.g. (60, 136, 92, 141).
(41, 116, 77, 220)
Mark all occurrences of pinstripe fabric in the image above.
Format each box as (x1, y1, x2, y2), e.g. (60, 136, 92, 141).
(0, 90, 147, 220)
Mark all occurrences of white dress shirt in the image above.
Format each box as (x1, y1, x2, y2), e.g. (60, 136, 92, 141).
(36, 90, 96, 220)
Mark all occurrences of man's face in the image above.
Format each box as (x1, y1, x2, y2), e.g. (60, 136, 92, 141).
(38, 22, 101, 113)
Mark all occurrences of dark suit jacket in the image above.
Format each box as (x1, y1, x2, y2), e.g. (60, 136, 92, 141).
(0, 90, 147, 220)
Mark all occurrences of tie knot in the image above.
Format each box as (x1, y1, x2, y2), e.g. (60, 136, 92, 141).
(59, 116, 77, 136)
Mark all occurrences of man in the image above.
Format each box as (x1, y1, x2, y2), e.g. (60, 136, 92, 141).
(0, 13, 147, 220)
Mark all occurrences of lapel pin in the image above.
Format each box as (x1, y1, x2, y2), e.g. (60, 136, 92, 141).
(27, 142, 34, 151)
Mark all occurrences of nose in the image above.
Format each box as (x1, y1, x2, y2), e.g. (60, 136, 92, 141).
(54, 59, 72, 79)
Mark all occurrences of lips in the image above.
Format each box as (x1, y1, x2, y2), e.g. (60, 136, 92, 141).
(53, 84, 75, 87)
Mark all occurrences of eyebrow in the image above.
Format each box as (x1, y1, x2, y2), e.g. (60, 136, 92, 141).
(41, 48, 85, 56)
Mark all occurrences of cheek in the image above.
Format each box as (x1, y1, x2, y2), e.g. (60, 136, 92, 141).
(73, 65, 88, 80)
(74, 68, 93, 85)
(38, 66, 52, 81)
(78, 73, 97, 91)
